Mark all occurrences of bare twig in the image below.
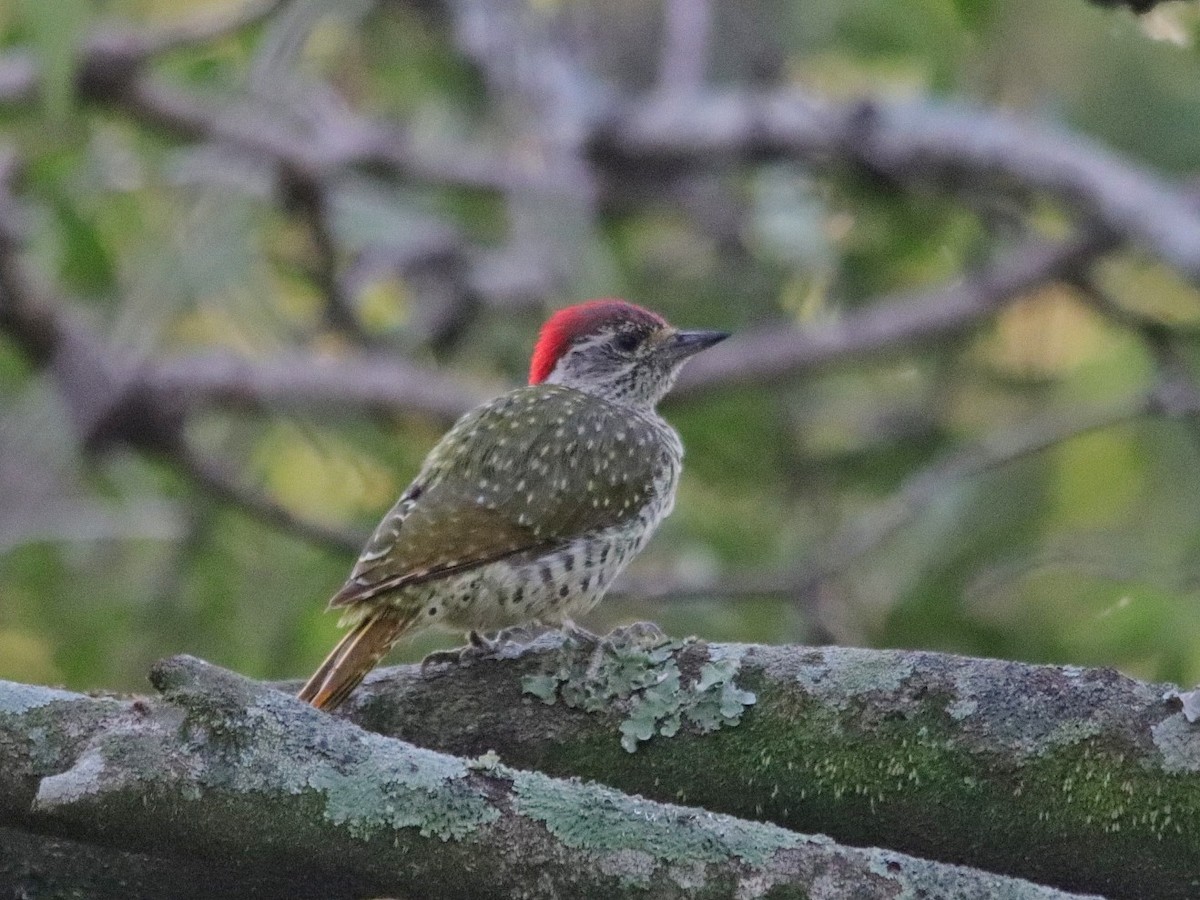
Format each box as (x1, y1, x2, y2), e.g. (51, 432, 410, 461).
(174, 441, 364, 553)
(620, 389, 1159, 618)
(612, 567, 803, 603)
(799, 394, 1154, 592)
(1088, 0, 1176, 11)
(1073, 273, 1200, 449)
(0, 161, 369, 554)
(151, 352, 492, 424)
(674, 230, 1116, 397)
(73, 1, 287, 106)
(117, 75, 550, 195)
(139, 233, 1115, 425)
(277, 165, 366, 342)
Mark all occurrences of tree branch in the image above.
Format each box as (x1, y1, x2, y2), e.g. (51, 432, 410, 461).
(172, 441, 364, 553)
(277, 165, 366, 343)
(151, 352, 492, 424)
(674, 230, 1116, 396)
(0, 162, 363, 553)
(794, 391, 1155, 593)
(0, 654, 1090, 900)
(592, 91, 1200, 283)
(145, 230, 1117, 427)
(302, 633, 1196, 900)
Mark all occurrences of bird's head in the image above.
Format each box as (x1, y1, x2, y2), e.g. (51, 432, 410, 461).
(529, 299, 728, 408)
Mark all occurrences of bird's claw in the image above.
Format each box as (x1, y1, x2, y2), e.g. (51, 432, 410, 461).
(468, 629, 496, 651)
(420, 631, 495, 671)
(606, 620, 668, 647)
(492, 623, 551, 645)
(420, 626, 546, 672)
(419, 646, 466, 672)
(561, 620, 601, 648)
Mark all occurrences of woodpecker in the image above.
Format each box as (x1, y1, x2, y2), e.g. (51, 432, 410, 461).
(298, 299, 728, 710)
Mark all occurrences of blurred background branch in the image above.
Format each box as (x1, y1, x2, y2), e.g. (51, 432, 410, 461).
(1, 0, 1200, 690)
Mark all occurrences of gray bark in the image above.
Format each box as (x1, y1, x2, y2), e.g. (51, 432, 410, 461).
(310, 632, 1200, 900)
(0, 653, 1091, 900)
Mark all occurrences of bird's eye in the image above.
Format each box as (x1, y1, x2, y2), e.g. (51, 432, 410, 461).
(613, 332, 640, 353)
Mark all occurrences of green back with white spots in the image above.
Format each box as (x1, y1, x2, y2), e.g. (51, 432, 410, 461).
(329, 384, 676, 608)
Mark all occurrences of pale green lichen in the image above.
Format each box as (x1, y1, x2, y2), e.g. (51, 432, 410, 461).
(521, 673, 560, 704)
(149, 669, 503, 843)
(511, 767, 798, 866)
(690, 644, 759, 731)
(946, 697, 977, 720)
(228, 692, 501, 841)
(1039, 719, 1103, 754)
(307, 744, 498, 840)
(0, 681, 82, 717)
(1151, 713, 1200, 774)
(792, 648, 915, 710)
(520, 637, 756, 752)
(467, 749, 503, 772)
(34, 748, 107, 807)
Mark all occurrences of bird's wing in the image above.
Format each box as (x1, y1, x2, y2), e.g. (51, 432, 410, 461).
(329, 385, 672, 608)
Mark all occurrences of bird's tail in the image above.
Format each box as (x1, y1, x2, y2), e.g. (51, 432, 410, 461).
(298, 607, 412, 711)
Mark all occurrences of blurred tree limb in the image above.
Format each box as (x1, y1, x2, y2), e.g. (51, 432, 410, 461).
(676, 230, 1117, 395)
(591, 94, 1200, 283)
(619, 386, 1166, 612)
(1087, 0, 1181, 12)
(0, 152, 362, 554)
(0, 651, 1097, 900)
(1, 0, 1196, 563)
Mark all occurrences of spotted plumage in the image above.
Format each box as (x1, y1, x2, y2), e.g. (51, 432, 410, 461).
(298, 299, 727, 710)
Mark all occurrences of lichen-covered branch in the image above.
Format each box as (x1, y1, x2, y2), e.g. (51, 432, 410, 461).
(0, 656, 1087, 900)
(312, 633, 1200, 900)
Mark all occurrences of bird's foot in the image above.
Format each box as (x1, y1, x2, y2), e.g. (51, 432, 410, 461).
(420, 631, 496, 672)
(468, 629, 497, 651)
(419, 646, 464, 671)
(606, 620, 669, 648)
(492, 623, 552, 646)
(420, 627, 546, 672)
(560, 619, 601, 648)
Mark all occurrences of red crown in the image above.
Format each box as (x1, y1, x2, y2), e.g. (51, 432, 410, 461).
(529, 299, 666, 384)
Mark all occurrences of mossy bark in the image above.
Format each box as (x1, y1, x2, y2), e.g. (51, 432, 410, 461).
(0, 653, 1087, 900)
(316, 633, 1200, 900)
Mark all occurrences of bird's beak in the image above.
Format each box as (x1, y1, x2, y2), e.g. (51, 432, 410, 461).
(663, 329, 729, 360)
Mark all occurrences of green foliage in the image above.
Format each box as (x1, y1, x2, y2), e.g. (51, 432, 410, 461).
(16, 0, 89, 119)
